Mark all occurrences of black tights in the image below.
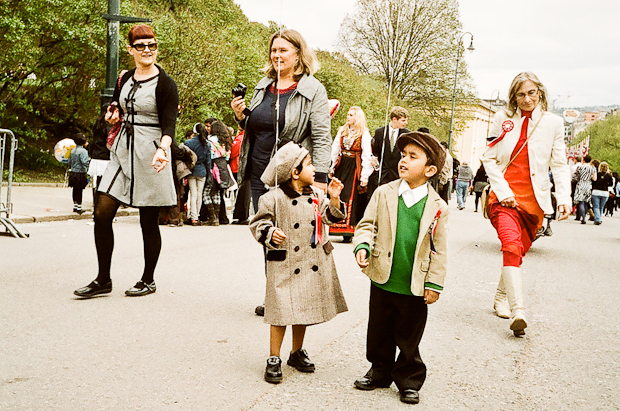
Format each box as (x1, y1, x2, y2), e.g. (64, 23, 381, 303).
(94, 194, 161, 284)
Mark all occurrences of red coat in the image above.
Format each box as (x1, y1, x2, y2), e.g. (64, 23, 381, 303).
(230, 130, 244, 173)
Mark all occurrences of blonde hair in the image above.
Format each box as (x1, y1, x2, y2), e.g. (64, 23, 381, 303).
(600, 161, 609, 173)
(262, 29, 319, 80)
(340, 107, 368, 140)
(389, 106, 409, 120)
(506, 72, 548, 117)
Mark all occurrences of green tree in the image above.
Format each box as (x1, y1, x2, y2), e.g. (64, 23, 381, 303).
(576, 113, 620, 172)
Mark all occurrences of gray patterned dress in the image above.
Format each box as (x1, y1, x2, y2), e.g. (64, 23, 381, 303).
(573, 163, 595, 203)
(98, 74, 176, 207)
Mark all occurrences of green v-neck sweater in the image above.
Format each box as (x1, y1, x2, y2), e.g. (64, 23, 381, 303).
(372, 195, 427, 295)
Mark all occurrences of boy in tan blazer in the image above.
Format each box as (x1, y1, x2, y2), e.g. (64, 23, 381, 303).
(352, 131, 448, 405)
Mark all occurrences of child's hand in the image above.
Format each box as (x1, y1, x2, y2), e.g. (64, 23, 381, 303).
(355, 249, 369, 268)
(328, 178, 344, 198)
(424, 289, 440, 305)
(271, 228, 287, 245)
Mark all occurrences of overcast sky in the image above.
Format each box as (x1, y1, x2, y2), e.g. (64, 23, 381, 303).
(233, 0, 620, 108)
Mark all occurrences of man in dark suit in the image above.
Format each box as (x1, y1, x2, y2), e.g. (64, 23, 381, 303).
(367, 106, 411, 199)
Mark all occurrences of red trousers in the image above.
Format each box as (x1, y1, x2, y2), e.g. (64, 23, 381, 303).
(489, 202, 538, 267)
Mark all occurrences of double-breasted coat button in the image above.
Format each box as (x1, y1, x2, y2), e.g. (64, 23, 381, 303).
(308, 198, 313, 204)
(310, 220, 316, 227)
(388, 251, 391, 257)
(312, 265, 319, 271)
(294, 223, 300, 229)
(294, 268, 300, 274)
(294, 246, 300, 252)
(292, 200, 298, 205)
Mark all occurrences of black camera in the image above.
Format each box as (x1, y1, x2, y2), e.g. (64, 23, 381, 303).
(232, 83, 247, 99)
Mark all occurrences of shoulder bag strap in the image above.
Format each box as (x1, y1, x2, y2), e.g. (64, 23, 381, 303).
(501, 112, 545, 173)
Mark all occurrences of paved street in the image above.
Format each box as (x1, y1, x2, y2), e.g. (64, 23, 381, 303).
(1, 194, 620, 410)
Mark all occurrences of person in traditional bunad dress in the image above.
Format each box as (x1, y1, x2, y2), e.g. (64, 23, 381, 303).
(329, 106, 373, 241)
(482, 72, 571, 337)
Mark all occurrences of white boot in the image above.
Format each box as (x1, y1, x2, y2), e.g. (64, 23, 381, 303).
(502, 266, 527, 336)
(493, 274, 511, 319)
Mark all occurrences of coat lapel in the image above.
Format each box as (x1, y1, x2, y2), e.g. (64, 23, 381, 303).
(385, 180, 400, 239)
(416, 186, 440, 252)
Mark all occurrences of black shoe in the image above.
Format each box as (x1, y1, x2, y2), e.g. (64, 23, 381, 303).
(594, 221, 602, 225)
(581, 220, 586, 224)
(287, 348, 315, 373)
(232, 219, 250, 225)
(125, 280, 156, 296)
(74, 280, 112, 298)
(219, 217, 229, 225)
(399, 389, 420, 404)
(544, 225, 553, 236)
(264, 356, 282, 384)
(354, 374, 392, 391)
(255, 305, 265, 316)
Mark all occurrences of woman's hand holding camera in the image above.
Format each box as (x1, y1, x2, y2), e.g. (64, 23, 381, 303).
(231, 96, 246, 121)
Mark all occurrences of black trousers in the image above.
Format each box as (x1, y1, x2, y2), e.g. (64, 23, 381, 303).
(366, 284, 428, 391)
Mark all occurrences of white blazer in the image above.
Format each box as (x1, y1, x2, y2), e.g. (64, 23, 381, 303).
(481, 105, 571, 214)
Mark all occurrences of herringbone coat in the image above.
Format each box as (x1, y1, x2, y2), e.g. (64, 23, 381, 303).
(250, 184, 348, 326)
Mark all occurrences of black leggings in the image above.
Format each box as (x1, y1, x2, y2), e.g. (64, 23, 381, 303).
(94, 194, 161, 284)
(72, 187, 83, 205)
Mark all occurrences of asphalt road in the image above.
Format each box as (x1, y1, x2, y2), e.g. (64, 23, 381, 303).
(1, 201, 619, 410)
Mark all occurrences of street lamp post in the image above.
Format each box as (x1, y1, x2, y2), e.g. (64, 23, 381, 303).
(447, 32, 474, 153)
(486, 89, 501, 140)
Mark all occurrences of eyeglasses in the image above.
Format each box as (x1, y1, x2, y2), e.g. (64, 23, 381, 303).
(131, 43, 158, 51)
(516, 89, 539, 100)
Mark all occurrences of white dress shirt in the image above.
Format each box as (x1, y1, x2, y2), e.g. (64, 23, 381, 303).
(398, 180, 428, 208)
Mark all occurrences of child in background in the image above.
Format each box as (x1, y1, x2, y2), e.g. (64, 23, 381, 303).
(201, 120, 234, 226)
(249, 142, 348, 384)
(352, 131, 448, 405)
(68, 133, 90, 214)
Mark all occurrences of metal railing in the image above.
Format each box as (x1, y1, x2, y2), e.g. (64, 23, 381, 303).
(0, 129, 28, 238)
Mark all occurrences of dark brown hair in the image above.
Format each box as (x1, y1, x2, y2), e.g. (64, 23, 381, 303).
(128, 24, 156, 45)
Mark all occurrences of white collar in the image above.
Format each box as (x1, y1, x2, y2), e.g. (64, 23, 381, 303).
(398, 180, 428, 208)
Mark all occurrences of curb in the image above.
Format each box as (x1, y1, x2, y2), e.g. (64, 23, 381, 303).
(11, 209, 140, 224)
(2, 182, 67, 187)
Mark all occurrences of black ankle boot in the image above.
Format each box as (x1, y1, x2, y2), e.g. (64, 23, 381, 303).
(264, 356, 282, 383)
(287, 348, 315, 372)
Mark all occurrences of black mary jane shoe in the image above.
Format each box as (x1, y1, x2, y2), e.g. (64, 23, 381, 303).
(353, 373, 392, 391)
(264, 356, 283, 384)
(399, 389, 420, 404)
(74, 280, 112, 298)
(125, 280, 156, 297)
(287, 348, 315, 373)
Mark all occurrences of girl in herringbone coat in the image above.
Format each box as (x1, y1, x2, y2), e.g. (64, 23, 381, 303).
(249, 142, 348, 384)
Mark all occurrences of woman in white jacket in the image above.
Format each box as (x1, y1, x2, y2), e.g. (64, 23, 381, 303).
(329, 106, 373, 240)
(482, 72, 571, 337)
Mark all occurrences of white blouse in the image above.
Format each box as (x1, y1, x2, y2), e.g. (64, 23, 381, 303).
(330, 126, 374, 182)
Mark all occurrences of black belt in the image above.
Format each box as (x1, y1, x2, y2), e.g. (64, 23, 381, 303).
(131, 122, 161, 127)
